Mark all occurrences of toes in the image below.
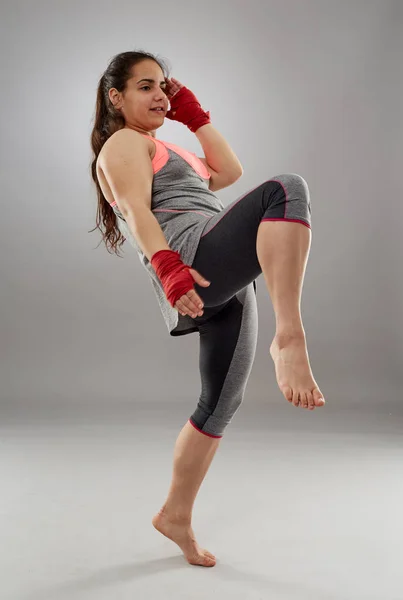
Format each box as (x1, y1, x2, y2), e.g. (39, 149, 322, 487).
(191, 553, 216, 567)
(307, 391, 315, 410)
(300, 392, 309, 409)
(204, 557, 216, 567)
(286, 388, 324, 409)
(313, 389, 325, 406)
(203, 552, 216, 566)
(283, 386, 293, 403)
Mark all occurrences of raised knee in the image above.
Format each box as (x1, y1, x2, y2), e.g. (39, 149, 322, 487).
(289, 172, 307, 185)
(290, 173, 309, 200)
(272, 173, 310, 206)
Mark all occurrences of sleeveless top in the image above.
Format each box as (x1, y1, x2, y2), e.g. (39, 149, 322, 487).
(110, 134, 225, 336)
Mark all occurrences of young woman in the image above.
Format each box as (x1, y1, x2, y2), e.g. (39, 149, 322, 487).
(90, 50, 325, 568)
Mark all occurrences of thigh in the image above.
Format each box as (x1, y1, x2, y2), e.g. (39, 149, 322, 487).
(191, 174, 311, 309)
(191, 182, 266, 308)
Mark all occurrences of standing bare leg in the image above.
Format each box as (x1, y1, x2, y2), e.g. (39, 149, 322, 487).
(152, 219, 323, 565)
(152, 420, 221, 567)
(256, 220, 325, 410)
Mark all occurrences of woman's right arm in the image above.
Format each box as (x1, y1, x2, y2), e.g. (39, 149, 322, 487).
(100, 129, 207, 319)
(99, 129, 171, 262)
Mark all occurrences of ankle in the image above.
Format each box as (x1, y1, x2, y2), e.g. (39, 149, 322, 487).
(273, 329, 305, 348)
(159, 504, 192, 524)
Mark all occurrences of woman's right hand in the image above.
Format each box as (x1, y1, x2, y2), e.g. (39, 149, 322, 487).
(175, 268, 210, 318)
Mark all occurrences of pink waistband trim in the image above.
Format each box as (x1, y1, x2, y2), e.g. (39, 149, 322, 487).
(153, 208, 212, 218)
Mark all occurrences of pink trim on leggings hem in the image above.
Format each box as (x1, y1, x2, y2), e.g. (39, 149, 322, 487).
(261, 218, 311, 229)
(188, 419, 222, 438)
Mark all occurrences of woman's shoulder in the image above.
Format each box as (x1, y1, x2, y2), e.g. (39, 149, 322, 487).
(99, 128, 153, 163)
(104, 127, 148, 148)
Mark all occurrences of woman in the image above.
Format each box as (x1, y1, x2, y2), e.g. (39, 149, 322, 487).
(90, 50, 325, 568)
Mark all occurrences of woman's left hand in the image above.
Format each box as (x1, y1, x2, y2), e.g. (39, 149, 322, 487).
(163, 77, 211, 133)
(164, 77, 184, 101)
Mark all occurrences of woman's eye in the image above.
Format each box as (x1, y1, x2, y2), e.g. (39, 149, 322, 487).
(141, 86, 168, 93)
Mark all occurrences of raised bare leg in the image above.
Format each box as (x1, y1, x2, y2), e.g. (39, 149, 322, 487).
(152, 420, 221, 566)
(256, 220, 325, 410)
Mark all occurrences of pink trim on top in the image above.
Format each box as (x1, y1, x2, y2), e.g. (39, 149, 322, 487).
(141, 134, 211, 179)
(110, 135, 211, 209)
(153, 208, 212, 218)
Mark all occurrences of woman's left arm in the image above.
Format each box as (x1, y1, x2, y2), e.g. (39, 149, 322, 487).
(165, 77, 243, 180)
(195, 122, 243, 180)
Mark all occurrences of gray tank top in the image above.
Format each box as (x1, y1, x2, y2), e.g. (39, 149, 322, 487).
(110, 134, 224, 336)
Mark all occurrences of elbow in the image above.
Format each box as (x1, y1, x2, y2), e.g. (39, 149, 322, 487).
(231, 167, 243, 182)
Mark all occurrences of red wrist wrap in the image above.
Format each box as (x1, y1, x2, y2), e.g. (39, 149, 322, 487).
(150, 250, 195, 308)
(166, 86, 211, 133)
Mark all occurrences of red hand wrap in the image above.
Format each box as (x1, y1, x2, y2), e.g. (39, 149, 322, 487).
(150, 249, 195, 308)
(166, 86, 211, 133)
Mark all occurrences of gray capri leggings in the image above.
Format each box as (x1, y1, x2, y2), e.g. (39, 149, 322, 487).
(188, 174, 311, 438)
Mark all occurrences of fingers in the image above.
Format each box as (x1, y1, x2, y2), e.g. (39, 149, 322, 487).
(188, 268, 211, 286)
(175, 290, 204, 318)
(165, 77, 182, 99)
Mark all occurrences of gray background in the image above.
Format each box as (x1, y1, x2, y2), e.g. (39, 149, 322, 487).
(1, 1, 402, 599)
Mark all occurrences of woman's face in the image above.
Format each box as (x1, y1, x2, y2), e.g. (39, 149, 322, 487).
(110, 59, 169, 136)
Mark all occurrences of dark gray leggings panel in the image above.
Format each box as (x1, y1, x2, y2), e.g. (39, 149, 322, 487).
(189, 284, 258, 437)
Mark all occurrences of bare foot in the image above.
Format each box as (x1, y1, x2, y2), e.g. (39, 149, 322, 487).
(270, 333, 325, 410)
(152, 509, 216, 567)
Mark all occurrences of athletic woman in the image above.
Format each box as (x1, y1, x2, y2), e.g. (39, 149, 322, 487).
(90, 51, 325, 568)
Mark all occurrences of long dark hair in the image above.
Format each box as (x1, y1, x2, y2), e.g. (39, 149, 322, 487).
(89, 50, 170, 257)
